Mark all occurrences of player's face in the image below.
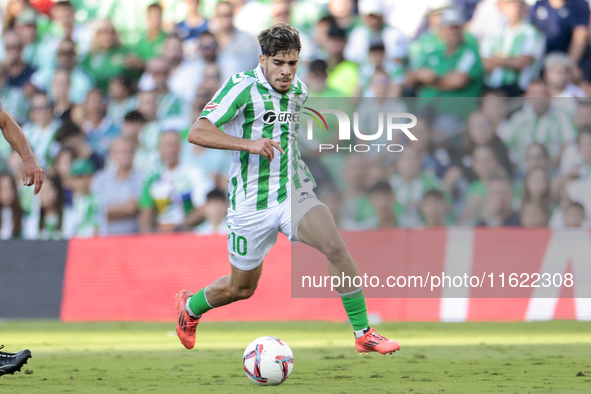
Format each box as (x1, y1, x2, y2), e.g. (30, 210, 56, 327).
(261, 50, 299, 94)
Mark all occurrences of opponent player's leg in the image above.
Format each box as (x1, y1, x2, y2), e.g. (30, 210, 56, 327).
(175, 264, 263, 349)
(297, 205, 400, 355)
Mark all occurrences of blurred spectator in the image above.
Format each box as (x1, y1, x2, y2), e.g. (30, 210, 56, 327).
(340, 154, 375, 230)
(136, 90, 163, 173)
(529, 0, 590, 82)
(0, 65, 29, 127)
(24, 175, 65, 240)
(2, 0, 37, 34)
(55, 121, 104, 171)
(559, 126, 591, 181)
(481, 0, 545, 97)
(499, 80, 576, 171)
(367, 181, 397, 228)
(176, 0, 209, 45)
(135, 3, 167, 62)
(344, 0, 409, 66)
(477, 174, 521, 226)
(461, 144, 506, 224)
(560, 118, 591, 175)
(525, 143, 552, 174)
(467, 0, 507, 42)
(325, 24, 358, 97)
(0, 172, 23, 239)
(481, 89, 510, 136)
(31, 37, 95, 105)
(573, 99, 591, 130)
(452, 111, 513, 181)
(47, 1, 92, 59)
(327, 0, 358, 33)
(409, 116, 451, 180)
(4, 30, 36, 89)
(98, 0, 149, 46)
(148, 58, 188, 121)
(317, 184, 345, 228)
(141, 33, 202, 103)
(180, 89, 230, 190)
(80, 20, 138, 93)
(390, 147, 443, 227)
(64, 158, 100, 237)
(52, 68, 76, 124)
(520, 201, 551, 227)
(51, 146, 77, 208)
(229, 0, 269, 37)
(210, 1, 260, 77)
(14, 8, 43, 71)
(78, 89, 120, 157)
(563, 201, 587, 228)
(545, 52, 587, 98)
(407, 8, 484, 118)
(200, 63, 222, 92)
(194, 188, 229, 234)
(521, 166, 553, 213)
(355, 37, 405, 97)
(138, 130, 213, 233)
(92, 137, 144, 234)
(305, 59, 344, 98)
(410, 1, 479, 71)
(420, 188, 451, 226)
(22, 91, 61, 169)
(107, 75, 139, 125)
(544, 52, 587, 116)
(120, 110, 145, 152)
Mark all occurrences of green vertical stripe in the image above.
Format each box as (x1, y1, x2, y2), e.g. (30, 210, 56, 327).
(215, 87, 252, 127)
(231, 176, 237, 210)
(240, 90, 255, 200)
(256, 85, 275, 210)
(276, 95, 290, 204)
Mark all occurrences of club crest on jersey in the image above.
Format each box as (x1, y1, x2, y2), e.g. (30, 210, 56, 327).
(204, 102, 219, 111)
(262, 110, 300, 124)
(262, 93, 272, 101)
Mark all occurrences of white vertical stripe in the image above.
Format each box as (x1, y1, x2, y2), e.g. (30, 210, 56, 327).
(440, 227, 475, 322)
(526, 231, 591, 321)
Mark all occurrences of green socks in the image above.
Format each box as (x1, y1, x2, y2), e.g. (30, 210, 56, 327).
(187, 287, 214, 317)
(340, 288, 369, 331)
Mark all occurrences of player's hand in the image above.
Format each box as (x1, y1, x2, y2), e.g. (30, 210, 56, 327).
(22, 156, 44, 195)
(247, 138, 285, 161)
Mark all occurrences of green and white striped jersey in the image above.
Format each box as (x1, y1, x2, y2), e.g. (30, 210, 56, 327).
(480, 21, 545, 90)
(499, 105, 577, 170)
(200, 64, 315, 212)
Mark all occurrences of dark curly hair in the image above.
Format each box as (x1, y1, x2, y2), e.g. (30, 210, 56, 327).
(258, 22, 301, 57)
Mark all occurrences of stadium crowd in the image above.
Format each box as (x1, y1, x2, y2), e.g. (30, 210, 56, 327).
(0, 0, 590, 239)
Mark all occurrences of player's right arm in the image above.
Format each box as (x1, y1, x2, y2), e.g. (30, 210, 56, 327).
(0, 106, 44, 194)
(188, 118, 284, 161)
(188, 75, 284, 161)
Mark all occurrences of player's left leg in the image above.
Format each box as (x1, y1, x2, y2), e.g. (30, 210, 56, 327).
(296, 205, 401, 355)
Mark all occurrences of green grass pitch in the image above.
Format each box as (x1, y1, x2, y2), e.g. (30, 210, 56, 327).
(1, 320, 590, 393)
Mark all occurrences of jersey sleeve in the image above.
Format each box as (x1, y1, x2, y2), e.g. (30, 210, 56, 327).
(199, 74, 254, 128)
(456, 48, 484, 80)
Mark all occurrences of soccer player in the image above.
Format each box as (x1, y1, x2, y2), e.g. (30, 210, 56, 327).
(175, 23, 401, 356)
(0, 346, 32, 377)
(0, 103, 45, 195)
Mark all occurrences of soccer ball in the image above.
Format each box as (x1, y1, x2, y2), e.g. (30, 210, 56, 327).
(242, 336, 294, 386)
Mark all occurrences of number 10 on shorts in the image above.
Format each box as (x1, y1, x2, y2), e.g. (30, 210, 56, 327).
(229, 232, 248, 256)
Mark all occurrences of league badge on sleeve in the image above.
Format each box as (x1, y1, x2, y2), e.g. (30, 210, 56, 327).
(204, 102, 219, 111)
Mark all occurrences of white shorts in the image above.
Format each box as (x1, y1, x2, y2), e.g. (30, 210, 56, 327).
(226, 189, 326, 271)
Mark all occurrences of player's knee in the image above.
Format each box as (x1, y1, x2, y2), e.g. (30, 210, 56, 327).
(231, 285, 257, 301)
(322, 235, 348, 263)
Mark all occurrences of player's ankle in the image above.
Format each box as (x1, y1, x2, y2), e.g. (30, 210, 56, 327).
(354, 327, 370, 339)
(185, 297, 201, 319)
